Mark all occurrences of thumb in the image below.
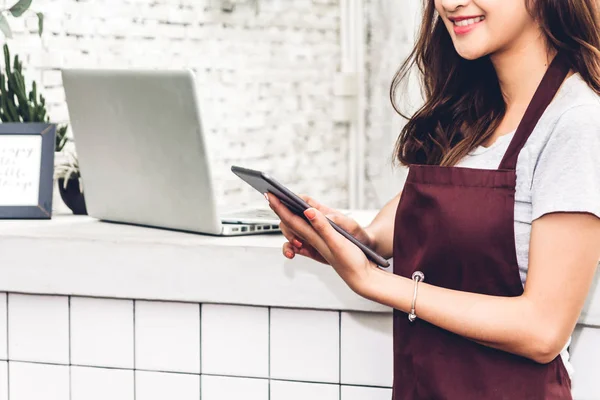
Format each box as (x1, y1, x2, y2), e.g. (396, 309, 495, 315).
(325, 212, 349, 227)
(302, 195, 338, 216)
(304, 207, 341, 248)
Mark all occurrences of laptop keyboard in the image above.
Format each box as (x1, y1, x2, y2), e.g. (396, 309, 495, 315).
(221, 208, 279, 219)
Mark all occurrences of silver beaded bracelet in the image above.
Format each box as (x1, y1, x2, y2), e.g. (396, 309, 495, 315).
(408, 271, 425, 322)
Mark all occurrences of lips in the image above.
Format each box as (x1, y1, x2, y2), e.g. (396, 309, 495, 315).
(449, 15, 485, 35)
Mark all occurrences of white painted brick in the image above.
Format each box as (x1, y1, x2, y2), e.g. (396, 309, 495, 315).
(155, 24, 186, 39)
(42, 69, 63, 87)
(185, 25, 209, 40)
(43, 16, 66, 35)
(8, 17, 26, 34)
(71, 297, 134, 369)
(61, 1, 86, 18)
(23, 14, 38, 32)
(63, 16, 95, 36)
(8, 294, 69, 364)
(46, 103, 70, 124)
(4, 0, 360, 210)
(41, 86, 66, 103)
(36, 49, 64, 70)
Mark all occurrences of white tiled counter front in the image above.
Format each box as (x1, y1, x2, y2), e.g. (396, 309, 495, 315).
(0, 216, 597, 400)
(0, 215, 393, 400)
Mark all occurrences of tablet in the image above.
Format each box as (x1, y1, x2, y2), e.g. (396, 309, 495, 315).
(231, 165, 390, 268)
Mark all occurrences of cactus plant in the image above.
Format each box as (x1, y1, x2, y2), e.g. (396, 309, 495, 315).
(0, 43, 68, 151)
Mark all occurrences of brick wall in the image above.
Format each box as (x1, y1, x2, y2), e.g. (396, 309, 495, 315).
(4, 0, 422, 212)
(5, 0, 348, 212)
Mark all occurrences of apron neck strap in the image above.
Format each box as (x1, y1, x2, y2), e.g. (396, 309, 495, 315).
(498, 52, 571, 171)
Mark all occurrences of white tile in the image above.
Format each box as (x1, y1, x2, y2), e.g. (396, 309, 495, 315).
(136, 370, 200, 400)
(71, 366, 134, 400)
(571, 326, 600, 400)
(270, 308, 339, 383)
(270, 380, 339, 400)
(0, 294, 6, 360)
(135, 301, 200, 373)
(341, 385, 392, 400)
(340, 312, 393, 387)
(202, 375, 268, 400)
(202, 304, 268, 377)
(71, 297, 134, 368)
(9, 361, 69, 400)
(8, 294, 69, 364)
(0, 361, 7, 400)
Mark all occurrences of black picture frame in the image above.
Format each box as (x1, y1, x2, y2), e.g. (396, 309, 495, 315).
(0, 123, 56, 219)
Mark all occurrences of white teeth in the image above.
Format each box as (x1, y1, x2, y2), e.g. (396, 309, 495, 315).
(454, 16, 484, 27)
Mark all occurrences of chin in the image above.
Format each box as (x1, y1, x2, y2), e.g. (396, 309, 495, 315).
(453, 43, 490, 61)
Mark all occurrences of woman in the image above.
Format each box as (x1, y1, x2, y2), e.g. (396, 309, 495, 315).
(266, 0, 600, 398)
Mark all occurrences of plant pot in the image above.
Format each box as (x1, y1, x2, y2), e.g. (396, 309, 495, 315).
(58, 178, 87, 215)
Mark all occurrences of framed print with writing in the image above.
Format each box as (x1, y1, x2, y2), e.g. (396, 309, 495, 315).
(0, 123, 56, 219)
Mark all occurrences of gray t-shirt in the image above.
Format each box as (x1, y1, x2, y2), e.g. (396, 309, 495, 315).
(456, 73, 600, 377)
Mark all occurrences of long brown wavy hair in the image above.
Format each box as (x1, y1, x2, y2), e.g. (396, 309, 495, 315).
(392, 0, 600, 167)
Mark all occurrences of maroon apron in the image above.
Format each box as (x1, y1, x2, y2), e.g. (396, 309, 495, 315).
(392, 53, 573, 399)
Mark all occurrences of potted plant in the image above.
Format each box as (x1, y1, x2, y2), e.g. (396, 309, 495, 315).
(53, 149, 87, 215)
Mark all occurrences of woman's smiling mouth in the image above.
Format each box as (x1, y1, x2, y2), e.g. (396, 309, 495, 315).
(449, 15, 486, 35)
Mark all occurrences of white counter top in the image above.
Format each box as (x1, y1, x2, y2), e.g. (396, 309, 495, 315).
(0, 214, 598, 325)
(0, 213, 392, 312)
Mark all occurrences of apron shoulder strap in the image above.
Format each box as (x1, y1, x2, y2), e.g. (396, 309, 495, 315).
(498, 52, 571, 170)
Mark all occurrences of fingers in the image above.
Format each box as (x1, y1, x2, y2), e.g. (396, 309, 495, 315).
(267, 193, 306, 227)
(280, 223, 304, 248)
(299, 194, 338, 216)
(303, 207, 343, 253)
(325, 213, 342, 225)
(268, 193, 334, 262)
(282, 240, 309, 259)
(283, 241, 296, 259)
(282, 240, 329, 264)
(326, 212, 359, 233)
(268, 193, 322, 246)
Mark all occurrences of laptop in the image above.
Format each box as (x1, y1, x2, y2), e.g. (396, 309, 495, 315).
(61, 68, 281, 236)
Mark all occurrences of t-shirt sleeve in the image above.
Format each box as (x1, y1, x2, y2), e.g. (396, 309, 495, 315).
(531, 103, 600, 221)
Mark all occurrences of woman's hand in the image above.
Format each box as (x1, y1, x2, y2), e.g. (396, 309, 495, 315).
(277, 194, 376, 264)
(267, 193, 378, 295)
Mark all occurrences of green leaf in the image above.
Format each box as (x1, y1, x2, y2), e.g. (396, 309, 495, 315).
(9, 0, 32, 18)
(0, 14, 13, 39)
(36, 12, 43, 36)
